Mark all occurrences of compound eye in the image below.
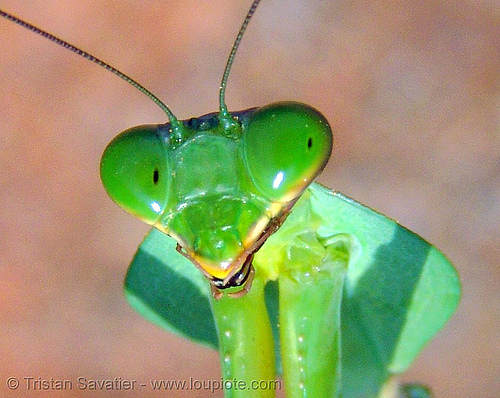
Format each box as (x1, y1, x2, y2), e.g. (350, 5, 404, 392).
(100, 125, 170, 224)
(243, 101, 333, 202)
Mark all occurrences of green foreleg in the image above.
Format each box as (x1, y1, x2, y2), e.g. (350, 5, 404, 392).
(279, 233, 350, 397)
(211, 276, 277, 398)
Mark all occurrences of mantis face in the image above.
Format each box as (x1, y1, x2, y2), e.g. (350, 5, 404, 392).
(1, 1, 333, 297)
(100, 101, 332, 295)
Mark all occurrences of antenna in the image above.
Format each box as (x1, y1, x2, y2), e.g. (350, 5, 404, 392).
(218, 0, 262, 127)
(0, 9, 182, 131)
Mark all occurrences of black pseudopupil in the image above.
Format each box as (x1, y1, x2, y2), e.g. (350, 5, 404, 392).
(307, 137, 313, 148)
(153, 168, 159, 184)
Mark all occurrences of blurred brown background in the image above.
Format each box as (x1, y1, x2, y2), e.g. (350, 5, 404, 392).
(0, 0, 498, 397)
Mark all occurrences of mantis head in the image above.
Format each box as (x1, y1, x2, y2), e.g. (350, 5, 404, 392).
(100, 101, 332, 297)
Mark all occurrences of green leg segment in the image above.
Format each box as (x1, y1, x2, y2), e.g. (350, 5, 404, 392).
(211, 276, 277, 398)
(279, 233, 350, 398)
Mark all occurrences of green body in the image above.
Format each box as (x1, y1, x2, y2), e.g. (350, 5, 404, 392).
(125, 183, 461, 397)
(101, 101, 332, 287)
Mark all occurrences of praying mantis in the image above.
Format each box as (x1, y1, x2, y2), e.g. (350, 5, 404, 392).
(0, 1, 460, 397)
